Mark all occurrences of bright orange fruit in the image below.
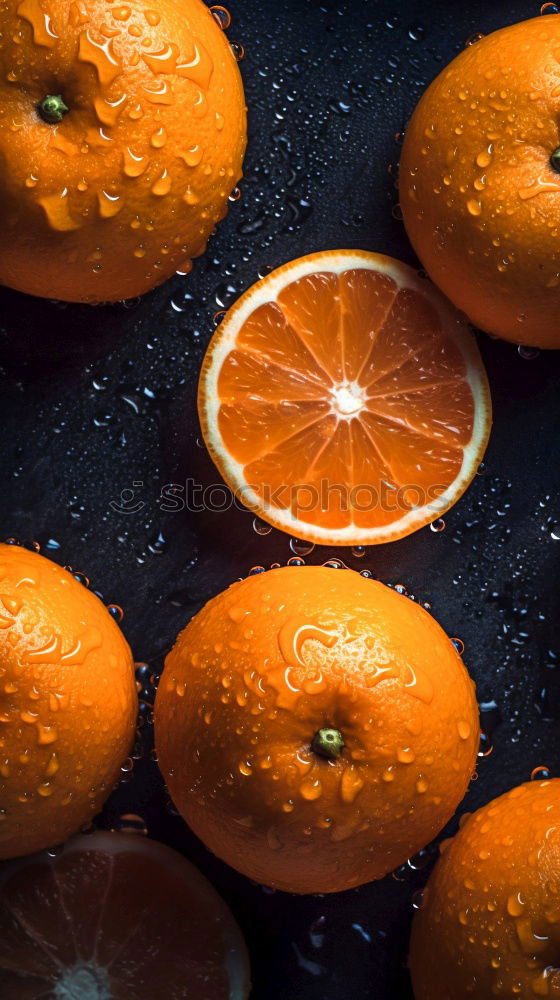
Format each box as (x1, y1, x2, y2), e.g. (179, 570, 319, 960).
(409, 779, 560, 999)
(155, 566, 479, 894)
(401, 16, 560, 349)
(198, 251, 491, 546)
(0, 830, 251, 998)
(0, 0, 246, 302)
(0, 544, 137, 859)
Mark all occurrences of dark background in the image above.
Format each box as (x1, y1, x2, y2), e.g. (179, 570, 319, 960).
(1, 1, 560, 997)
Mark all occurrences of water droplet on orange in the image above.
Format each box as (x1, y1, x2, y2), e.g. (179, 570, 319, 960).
(78, 28, 122, 87)
(507, 892, 526, 917)
(98, 190, 123, 218)
(17, 0, 58, 48)
(150, 126, 167, 148)
(151, 170, 172, 196)
(300, 778, 322, 801)
(467, 198, 482, 216)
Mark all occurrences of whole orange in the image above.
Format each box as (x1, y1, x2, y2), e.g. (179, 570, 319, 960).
(400, 16, 560, 349)
(155, 566, 479, 894)
(409, 779, 560, 999)
(0, 544, 137, 859)
(0, 0, 246, 303)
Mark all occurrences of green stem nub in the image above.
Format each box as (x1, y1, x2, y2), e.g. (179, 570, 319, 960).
(551, 147, 560, 174)
(38, 94, 69, 125)
(311, 727, 344, 761)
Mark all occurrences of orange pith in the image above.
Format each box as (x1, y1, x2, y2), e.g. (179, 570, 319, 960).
(0, 0, 246, 303)
(198, 251, 491, 545)
(409, 780, 560, 1000)
(155, 566, 480, 895)
(0, 544, 137, 860)
(400, 16, 560, 349)
(0, 831, 251, 999)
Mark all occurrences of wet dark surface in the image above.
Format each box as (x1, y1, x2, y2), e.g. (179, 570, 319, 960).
(1, 1, 560, 997)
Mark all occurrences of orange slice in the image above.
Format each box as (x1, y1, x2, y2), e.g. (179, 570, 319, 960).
(198, 250, 492, 545)
(0, 831, 250, 999)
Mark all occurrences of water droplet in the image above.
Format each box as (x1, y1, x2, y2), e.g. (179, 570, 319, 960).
(289, 538, 315, 556)
(531, 765, 551, 780)
(518, 345, 540, 360)
(408, 24, 425, 41)
(541, 2, 559, 13)
(465, 31, 485, 45)
(150, 126, 167, 148)
(457, 719, 471, 740)
(252, 517, 272, 536)
(210, 5, 231, 29)
(351, 546, 366, 559)
(230, 40, 245, 61)
(300, 778, 322, 801)
(452, 637, 465, 655)
(507, 892, 526, 917)
(430, 518, 446, 533)
(144, 9, 161, 27)
(112, 813, 148, 835)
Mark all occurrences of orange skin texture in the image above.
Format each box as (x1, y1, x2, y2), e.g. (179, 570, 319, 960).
(400, 16, 560, 349)
(409, 780, 560, 1000)
(155, 566, 479, 894)
(0, 545, 137, 859)
(0, 0, 246, 303)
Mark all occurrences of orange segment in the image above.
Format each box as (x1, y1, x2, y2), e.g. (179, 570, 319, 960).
(338, 269, 398, 382)
(276, 271, 345, 382)
(199, 250, 492, 545)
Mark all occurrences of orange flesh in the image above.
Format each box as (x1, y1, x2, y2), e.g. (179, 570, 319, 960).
(217, 269, 475, 531)
(0, 841, 244, 999)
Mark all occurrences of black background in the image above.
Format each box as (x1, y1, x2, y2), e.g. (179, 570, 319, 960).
(1, 1, 560, 997)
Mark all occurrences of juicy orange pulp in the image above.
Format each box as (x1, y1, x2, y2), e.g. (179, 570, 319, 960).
(199, 252, 491, 545)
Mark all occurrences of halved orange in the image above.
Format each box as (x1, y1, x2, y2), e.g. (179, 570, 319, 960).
(198, 250, 492, 545)
(0, 831, 250, 999)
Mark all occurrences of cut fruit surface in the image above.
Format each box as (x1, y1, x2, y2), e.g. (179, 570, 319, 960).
(0, 831, 250, 1000)
(198, 251, 492, 545)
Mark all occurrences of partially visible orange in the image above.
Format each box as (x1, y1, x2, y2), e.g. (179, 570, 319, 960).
(0, 830, 251, 998)
(155, 566, 479, 894)
(0, 544, 137, 859)
(0, 0, 246, 302)
(410, 779, 560, 999)
(198, 250, 491, 546)
(401, 16, 560, 348)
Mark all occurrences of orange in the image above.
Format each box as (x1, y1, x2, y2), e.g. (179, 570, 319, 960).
(409, 779, 560, 999)
(198, 250, 491, 546)
(0, 543, 137, 859)
(0, 830, 251, 998)
(0, 0, 246, 303)
(154, 565, 479, 894)
(400, 16, 560, 349)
